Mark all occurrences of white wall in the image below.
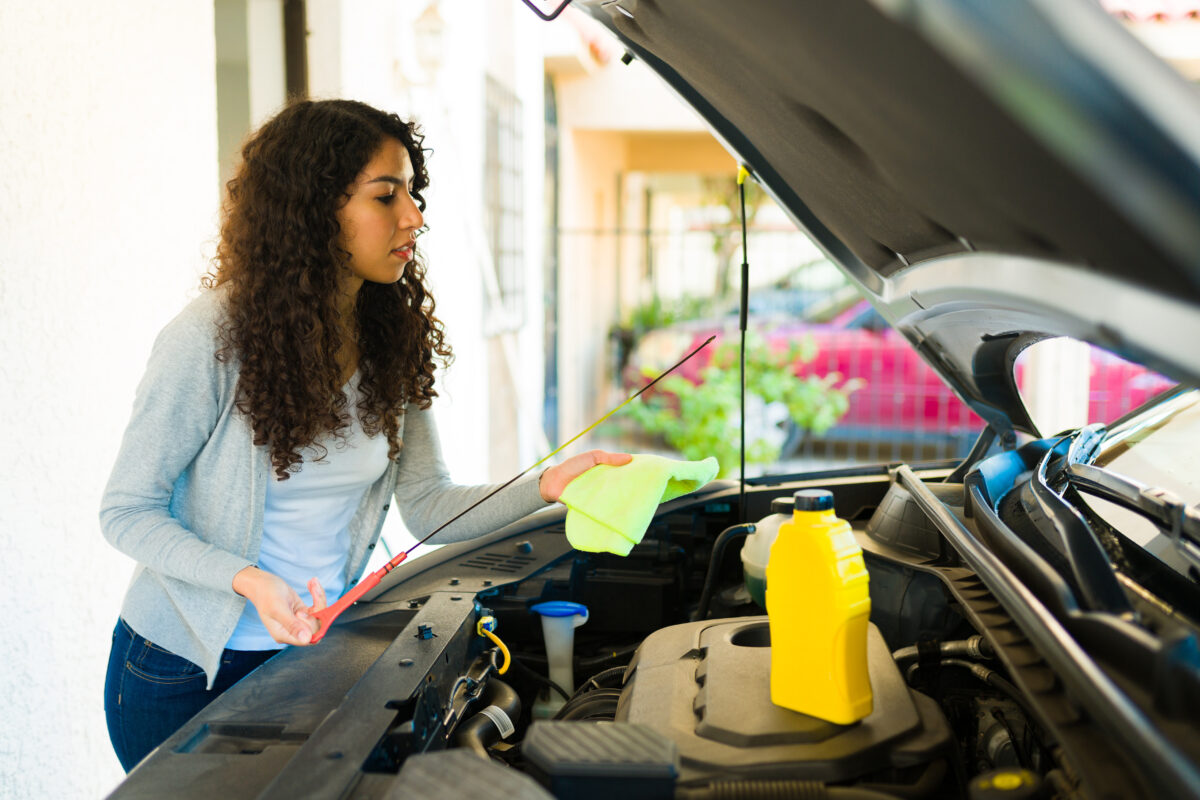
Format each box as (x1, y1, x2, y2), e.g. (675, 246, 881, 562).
(0, 2, 219, 797)
(0, 3, 549, 793)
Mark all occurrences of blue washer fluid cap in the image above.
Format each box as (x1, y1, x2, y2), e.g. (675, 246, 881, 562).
(531, 601, 589, 618)
(794, 489, 835, 511)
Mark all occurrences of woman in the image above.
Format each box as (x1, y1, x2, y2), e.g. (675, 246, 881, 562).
(100, 99, 628, 771)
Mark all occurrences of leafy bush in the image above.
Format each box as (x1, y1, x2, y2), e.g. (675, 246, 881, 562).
(625, 331, 863, 476)
(611, 294, 713, 377)
(624, 294, 712, 333)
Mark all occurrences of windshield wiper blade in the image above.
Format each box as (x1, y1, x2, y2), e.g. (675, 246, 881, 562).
(1067, 462, 1200, 575)
(1030, 435, 1134, 614)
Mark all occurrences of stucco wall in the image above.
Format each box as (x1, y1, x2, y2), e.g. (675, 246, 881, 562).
(0, 2, 219, 796)
(1, 3, 549, 794)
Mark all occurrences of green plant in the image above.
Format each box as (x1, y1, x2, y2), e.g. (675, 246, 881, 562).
(625, 331, 863, 476)
(623, 294, 711, 333)
(611, 294, 714, 377)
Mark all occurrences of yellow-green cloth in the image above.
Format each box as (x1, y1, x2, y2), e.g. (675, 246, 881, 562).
(559, 454, 720, 556)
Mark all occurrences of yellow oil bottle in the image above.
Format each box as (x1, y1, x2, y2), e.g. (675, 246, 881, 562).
(766, 489, 872, 724)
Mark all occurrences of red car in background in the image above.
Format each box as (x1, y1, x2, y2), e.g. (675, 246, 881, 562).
(623, 293, 1175, 460)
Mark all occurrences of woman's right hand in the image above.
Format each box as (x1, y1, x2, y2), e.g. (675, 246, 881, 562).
(233, 566, 323, 646)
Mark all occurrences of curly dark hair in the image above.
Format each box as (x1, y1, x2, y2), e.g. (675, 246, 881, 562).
(203, 99, 452, 479)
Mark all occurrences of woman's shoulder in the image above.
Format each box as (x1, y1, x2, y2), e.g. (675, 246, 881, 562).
(152, 286, 232, 359)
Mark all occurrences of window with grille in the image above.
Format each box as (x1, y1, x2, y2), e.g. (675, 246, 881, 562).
(484, 75, 524, 329)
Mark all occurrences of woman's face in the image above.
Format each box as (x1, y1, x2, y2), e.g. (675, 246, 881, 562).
(336, 137, 424, 292)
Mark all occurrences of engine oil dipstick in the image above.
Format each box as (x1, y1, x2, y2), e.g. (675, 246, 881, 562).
(308, 334, 716, 643)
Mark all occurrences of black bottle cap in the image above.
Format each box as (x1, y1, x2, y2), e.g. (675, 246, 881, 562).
(769, 496, 793, 514)
(794, 489, 834, 511)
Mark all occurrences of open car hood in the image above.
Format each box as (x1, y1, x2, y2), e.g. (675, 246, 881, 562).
(580, 0, 1200, 436)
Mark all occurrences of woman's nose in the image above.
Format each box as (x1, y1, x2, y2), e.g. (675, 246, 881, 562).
(398, 194, 423, 231)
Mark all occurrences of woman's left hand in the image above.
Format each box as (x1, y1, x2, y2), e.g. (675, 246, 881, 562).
(539, 449, 633, 503)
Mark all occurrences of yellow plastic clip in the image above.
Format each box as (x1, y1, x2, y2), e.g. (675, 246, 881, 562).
(476, 616, 511, 675)
(737, 164, 750, 185)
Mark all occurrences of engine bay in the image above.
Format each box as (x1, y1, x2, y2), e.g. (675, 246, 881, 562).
(109, 453, 1198, 800)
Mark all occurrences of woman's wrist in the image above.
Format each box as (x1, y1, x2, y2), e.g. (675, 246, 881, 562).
(232, 564, 261, 597)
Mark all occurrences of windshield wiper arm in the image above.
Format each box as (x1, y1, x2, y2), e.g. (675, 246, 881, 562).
(1030, 433, 1133, 614)
(1066, 462, 1200, 575)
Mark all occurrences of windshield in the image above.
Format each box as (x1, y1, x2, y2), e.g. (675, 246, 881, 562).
(1083, 389, 1198, 575)
(1097, 389, 1200, 504)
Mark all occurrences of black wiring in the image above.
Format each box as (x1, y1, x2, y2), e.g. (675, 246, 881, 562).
(507, 656, 571, 701)
(570, 666, 627, 698)
(991, 707, 1031, 770)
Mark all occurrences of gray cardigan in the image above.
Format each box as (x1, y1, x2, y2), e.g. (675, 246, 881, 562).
(100, 288, 547, 687)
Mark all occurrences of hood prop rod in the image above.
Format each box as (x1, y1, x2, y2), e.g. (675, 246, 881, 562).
(738, 165, 751, 523)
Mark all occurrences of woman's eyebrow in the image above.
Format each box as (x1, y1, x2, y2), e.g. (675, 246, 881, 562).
(365, 176, 406, 186)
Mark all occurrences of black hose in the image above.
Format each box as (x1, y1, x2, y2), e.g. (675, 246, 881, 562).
(565, 666, 627, 701)
(891, 635, 994, 664)
(575, 642, 640, 670)
(507, 656, 571, 701)
(454, 679, 521, 759)
(983, 672, 1042, 730)
(694, 523, 755, 621)
(511, 641, 639, 672)
(906, 658, 1042, 733)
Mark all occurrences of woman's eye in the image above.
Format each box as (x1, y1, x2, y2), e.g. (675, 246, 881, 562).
(376, 193, 396, 205)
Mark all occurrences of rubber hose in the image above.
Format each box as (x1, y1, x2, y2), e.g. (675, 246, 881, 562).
(891, 635, 993, 664)
(906, 658, 1040, 726)
(693, 523, 755, 621)
(454, 678, 521, 759)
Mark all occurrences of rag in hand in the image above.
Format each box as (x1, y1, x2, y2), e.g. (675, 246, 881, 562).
(559, 454, 720, 555)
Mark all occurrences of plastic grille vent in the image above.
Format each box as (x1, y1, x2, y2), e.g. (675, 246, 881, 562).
(524, 721, 678, 777)
(457, 551, 537, 573)
(392, 749, 551, 799)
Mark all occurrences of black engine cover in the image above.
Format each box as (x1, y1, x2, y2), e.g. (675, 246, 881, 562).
(615, 617, 952, 784)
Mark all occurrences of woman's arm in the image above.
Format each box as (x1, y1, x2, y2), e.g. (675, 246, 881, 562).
(392, 405, 629, 543)
(99, 301, 254, 594)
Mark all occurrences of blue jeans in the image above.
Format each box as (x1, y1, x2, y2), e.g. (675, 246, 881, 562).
(104, 618, 279, 772)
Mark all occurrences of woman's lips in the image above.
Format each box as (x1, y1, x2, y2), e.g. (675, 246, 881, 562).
(392, 246, 413, 260)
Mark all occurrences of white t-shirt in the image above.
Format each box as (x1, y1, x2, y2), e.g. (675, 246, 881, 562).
(227, 374, 389, 650)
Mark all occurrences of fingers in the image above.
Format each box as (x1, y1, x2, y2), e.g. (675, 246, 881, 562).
(292, 622, 314, 645)
(591, 450, 633, 466)
(541, 450, 635, 502)
(279, 607, 317, 645)
(263, 616, 313, 646)
(307, 577, 328, 611)
(574, 449, 632, 471)
(246, 572, 321, 646)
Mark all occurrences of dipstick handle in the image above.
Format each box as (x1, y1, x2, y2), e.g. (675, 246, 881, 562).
(309, 552, 406, 643)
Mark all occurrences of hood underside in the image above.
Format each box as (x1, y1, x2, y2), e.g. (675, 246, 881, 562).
(579, 0, 1200, 436)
